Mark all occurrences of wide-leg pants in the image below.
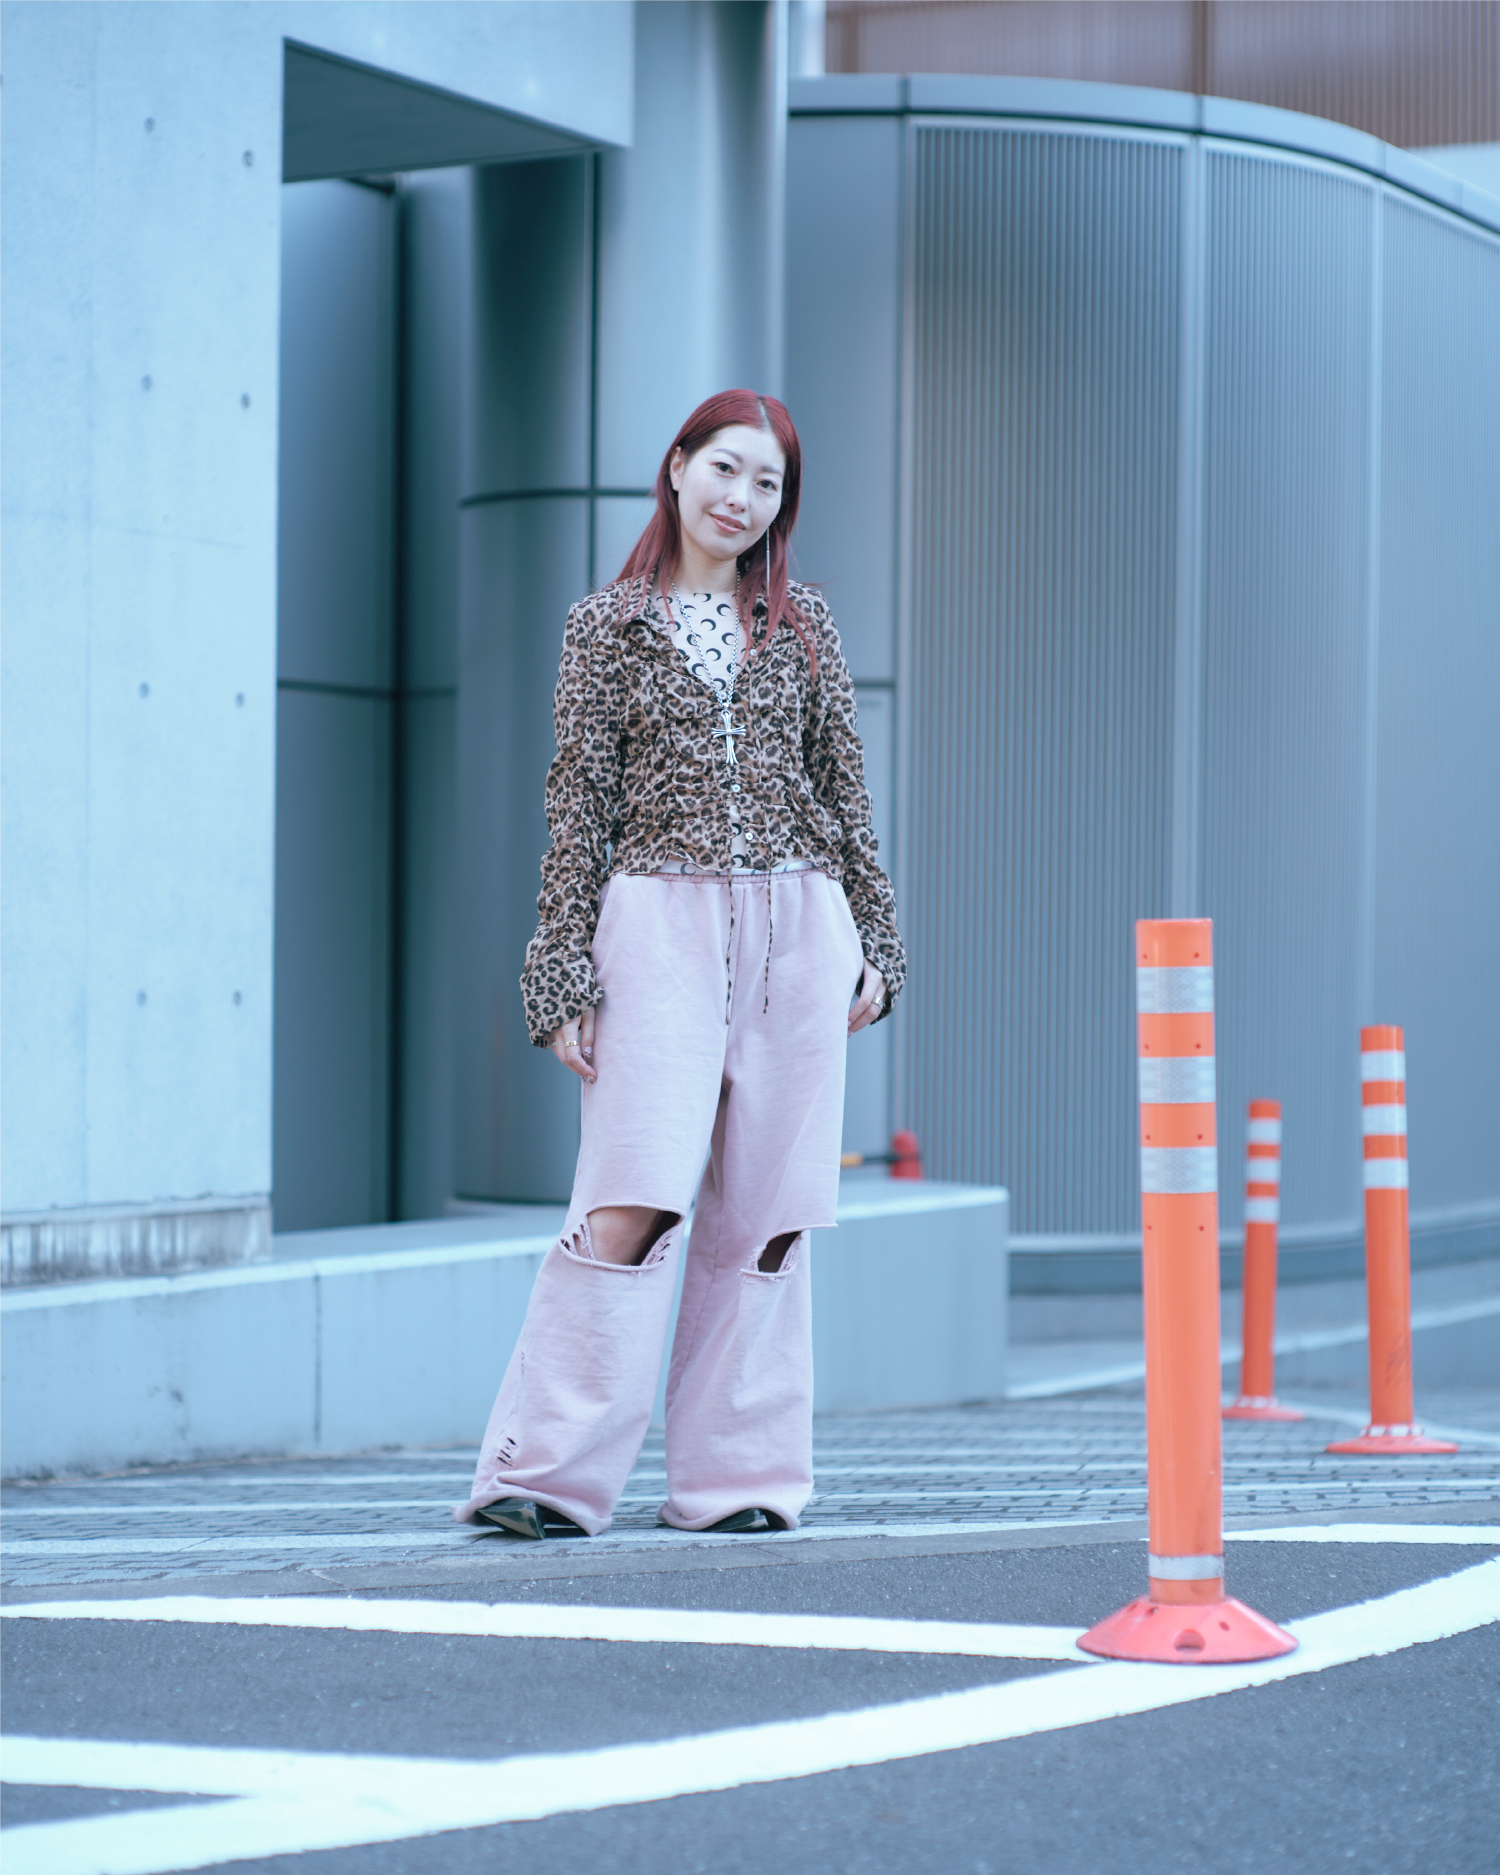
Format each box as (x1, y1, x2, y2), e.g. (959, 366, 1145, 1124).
(457, 866, 864, 1534)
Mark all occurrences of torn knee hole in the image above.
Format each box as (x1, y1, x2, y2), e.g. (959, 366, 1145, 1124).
(756, 1230, 802, 1275)
(581, 1206, 680, 1267)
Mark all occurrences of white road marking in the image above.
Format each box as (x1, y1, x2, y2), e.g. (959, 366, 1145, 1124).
(1227, 1523, 1500, 1544)
(0, 1597, 1092, 1661)
(1, 1561, 1493, 1876)
(6, 1507, 1499, 1564)
(1, 1532, 478, 1558)
(2, 1502, 457, 1517)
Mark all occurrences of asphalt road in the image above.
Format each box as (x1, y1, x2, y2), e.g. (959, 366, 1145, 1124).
(3, 1388, 1497, 1875)
(4, 1525, 1497, 1874)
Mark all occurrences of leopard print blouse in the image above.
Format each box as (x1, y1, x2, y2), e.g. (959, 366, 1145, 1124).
(520, 577, 907, 1045)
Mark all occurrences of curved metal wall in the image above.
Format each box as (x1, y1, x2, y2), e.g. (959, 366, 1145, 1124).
(1372, 196, 1500, 1229)
(789, 89, 1498, 1261)
(1199, 148, 1375, 1245)
(902, 125, 1181, 1233)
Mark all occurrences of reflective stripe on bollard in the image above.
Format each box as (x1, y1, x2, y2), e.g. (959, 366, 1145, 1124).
(1077, 919, 1296, 1665)
(1326, 1027, 1459, 1457)
(1224, 1099, 1304, 1423)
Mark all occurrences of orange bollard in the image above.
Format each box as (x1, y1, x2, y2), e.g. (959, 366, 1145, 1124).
(1223, 1100, 1303, 1422)
(1079, 920, 1295, 1665)
(1327, 1027, 1458, 1456)
(889, 1130, 922, 1180)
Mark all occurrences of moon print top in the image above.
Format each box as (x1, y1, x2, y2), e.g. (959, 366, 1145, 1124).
(666, 590, 751, 864)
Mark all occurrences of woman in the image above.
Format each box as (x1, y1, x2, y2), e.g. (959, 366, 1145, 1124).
(457, 389, 905, 1539)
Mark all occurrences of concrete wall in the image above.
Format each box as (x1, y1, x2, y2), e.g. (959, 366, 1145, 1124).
(1, 2, 632, 1278)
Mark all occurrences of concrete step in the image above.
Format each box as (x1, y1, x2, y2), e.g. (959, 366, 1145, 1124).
(1, 1176, 1009, 1478)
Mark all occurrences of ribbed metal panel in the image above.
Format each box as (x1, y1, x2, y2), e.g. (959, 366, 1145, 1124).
(1199, 149, 1375, 1237)
(1372, 196, 1500, 1215)
(902, 126, 1182, 1231)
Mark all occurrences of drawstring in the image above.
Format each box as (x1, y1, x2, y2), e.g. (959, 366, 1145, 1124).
(706, 865, 806, 1023)
(763, 874, 774, 1015)
(722, 871, 774, 1021)
(724, 877, 735, 1026)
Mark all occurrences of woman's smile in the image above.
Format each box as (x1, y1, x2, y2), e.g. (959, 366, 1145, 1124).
(669, 420, 786, 590)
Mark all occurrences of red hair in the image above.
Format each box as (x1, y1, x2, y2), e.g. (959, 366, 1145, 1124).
(615, 390, 817, 676)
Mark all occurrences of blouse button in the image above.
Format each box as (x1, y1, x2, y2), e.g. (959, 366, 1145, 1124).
(731, 783, 742, 794)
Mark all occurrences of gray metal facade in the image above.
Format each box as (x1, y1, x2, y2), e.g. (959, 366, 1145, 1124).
(787, 77, 1498, 1268)
(409, 0, 791, 1209)
(273, 179, 399, 1232)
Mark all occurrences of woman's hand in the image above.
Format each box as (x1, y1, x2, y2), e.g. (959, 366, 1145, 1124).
(848, 960, 886, 1036)
(549, 1006, 598, 1082)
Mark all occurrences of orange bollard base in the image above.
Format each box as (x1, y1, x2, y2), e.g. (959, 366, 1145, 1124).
(1327, 1425, 1459, 1455)
(1223, 1395, 1305, 1422)
(1078, 1594, 1297, 1664)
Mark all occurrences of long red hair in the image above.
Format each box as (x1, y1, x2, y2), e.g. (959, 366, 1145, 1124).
(615, 390, 817, 675)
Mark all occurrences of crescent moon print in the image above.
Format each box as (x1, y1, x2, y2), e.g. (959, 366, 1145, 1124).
(666, 585, 745, 711)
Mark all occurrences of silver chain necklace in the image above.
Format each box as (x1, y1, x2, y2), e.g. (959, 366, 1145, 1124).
(669, 575, 740, 709)
(666, 574, 742, 769)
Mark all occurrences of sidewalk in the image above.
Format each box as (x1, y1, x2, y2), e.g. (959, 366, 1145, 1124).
(3, 1384, 1495, 1592)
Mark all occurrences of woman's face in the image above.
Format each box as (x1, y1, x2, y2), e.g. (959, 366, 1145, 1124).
(669, 423, 786, 578)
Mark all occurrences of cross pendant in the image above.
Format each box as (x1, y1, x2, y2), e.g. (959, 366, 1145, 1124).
(712, 707, 741, 767)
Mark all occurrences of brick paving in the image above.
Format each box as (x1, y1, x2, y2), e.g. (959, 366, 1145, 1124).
(3, 1385, 1495, 1589)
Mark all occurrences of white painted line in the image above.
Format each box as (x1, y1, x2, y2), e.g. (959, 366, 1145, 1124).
(0, 1515, 1145, 1568)
(1227, 1524, 1499, 1545)
(2, 1561, 1493, 1876)
(0, 1597, 1092, 1662)
(1, 1532, 478, 1558)
(1, 1469, 495, 1491)
(0, 1517, 1124, 1563)
(1007, 1359, 1153, 1399)
(7, 1489, 1500, 1563)
(2, 1502, 457, 1518)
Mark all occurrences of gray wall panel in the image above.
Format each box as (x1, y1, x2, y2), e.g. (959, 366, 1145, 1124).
(395, 693, 457, 1221)
(595, 0, 787, 487)
(394, 169, 469, 1220)
(843, 683, 895, 1156)
(786, 114, 904, 682)
(469, 158, 592, 499)
(1200, 151, 1374, 1236)
(273, 179, 398, 1233)
(592, 493, 657, 589)
(272, 690, 393, 1230)
(399, 169, 471, 697)
(277, 181, 396, 691)
(453, 497, 588, 1203)
(901, 125, 1182, 1231)
(1373, 198, 1500, 1214)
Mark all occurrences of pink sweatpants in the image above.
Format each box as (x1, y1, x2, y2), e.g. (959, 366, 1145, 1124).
(458, 866, 864, 1534)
